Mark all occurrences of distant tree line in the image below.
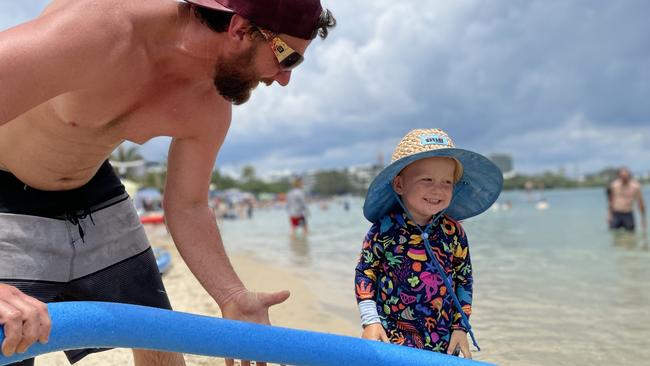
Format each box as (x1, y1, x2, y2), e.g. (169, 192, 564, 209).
(210, 167, 368, 197)
(112, 146, 648, 198)
(503, 167, 649, 190)
(210, 167, 291, 195)
(311, 170, 367, 197)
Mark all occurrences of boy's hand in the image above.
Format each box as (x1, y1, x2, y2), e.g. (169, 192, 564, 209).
(361, 322, 389, 342)
(447, 330, 472, 358)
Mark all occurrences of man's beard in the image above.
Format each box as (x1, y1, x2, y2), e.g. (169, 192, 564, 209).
(213, 47, 260, 105)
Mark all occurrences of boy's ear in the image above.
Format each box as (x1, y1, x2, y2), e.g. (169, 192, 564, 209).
(392, 176, 404, 195)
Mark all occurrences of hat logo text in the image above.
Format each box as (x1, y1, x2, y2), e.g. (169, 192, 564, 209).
(420, 134, 449, 146)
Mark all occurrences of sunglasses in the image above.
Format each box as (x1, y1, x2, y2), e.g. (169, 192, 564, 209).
(255, 27, 304, 71)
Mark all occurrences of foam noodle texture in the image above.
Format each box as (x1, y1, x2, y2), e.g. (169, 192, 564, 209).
(0, 302, 492, 366)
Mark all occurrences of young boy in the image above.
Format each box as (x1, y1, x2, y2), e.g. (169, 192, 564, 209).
(355, 128, 502, 358)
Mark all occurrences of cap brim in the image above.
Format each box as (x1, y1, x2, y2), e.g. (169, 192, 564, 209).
(363, 148, 503, 222)
(184, 0, 233, 12)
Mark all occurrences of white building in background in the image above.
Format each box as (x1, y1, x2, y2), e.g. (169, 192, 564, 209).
(109, 159, 166, 178)
(347, 164, 377, 183)
(109, 159, 146, 177)
(487, 153, 515, 179)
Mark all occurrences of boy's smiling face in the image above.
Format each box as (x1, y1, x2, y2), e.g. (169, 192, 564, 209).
(392, 157, 457, 226)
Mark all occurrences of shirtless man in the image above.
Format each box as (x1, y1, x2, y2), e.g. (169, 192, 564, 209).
(607, 167, 646, 232)
(0, 0, 335, 365)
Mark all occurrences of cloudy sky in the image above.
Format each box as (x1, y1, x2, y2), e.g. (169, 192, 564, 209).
(2, 0, 649, 178)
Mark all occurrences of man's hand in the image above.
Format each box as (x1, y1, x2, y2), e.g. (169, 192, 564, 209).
(361, 322, 388, 342)
(0, 284, 51, 356)
(447, 329, 471, 359)
(220, 289, 290, 366)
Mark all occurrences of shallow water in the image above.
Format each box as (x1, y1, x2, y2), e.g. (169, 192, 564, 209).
(219, 186, 650, 366)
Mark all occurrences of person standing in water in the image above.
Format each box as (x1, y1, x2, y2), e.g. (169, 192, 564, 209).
(607, 167, 646, 232)
(287, 177, 310, 236)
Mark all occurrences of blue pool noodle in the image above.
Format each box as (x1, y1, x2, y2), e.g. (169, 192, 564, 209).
(0, 302, 493, 366)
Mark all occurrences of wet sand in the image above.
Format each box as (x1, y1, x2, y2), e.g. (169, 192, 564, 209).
(35, 226, 359, 366)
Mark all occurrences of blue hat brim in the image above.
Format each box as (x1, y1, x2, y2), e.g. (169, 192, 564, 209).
(363, 148, 503, 222)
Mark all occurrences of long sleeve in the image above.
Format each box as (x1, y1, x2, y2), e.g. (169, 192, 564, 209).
(450, 222, 473, 331)
(355, 223, 384, 325)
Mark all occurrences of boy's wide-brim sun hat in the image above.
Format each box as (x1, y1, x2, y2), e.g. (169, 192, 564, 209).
(363, 128, 503, 223)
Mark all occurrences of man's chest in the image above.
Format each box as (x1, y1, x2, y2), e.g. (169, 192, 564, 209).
(47, 80, 219, 143)
(613, 182, 638, 202)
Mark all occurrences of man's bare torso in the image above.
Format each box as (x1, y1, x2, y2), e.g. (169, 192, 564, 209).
(610, 178, 641, 213)
(0, 0, 229, 191)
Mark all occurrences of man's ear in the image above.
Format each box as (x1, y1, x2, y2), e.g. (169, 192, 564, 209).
(226, 14, 253, 41)
(392, 176, 404, 195)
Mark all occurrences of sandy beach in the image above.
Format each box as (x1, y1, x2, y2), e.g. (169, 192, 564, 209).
(28, 189, 650, 366)
(35, 225, 360, 366)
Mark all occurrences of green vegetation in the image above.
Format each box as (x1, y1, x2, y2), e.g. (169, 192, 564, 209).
(311, 170, 366, 197)
(139, 171, 167, 191)
(111, 145, 143, 162)
(503, 167, 649, 190)
(211, 166, 291, 195)
(112, 146, 648, 198)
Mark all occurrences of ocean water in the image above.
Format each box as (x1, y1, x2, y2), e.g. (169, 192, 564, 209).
(219, 186, 650, 366)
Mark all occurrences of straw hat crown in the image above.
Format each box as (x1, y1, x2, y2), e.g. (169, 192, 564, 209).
(391, 128, 455, 163)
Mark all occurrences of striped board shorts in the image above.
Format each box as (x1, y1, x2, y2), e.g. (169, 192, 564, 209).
(0, 161, 172, 365)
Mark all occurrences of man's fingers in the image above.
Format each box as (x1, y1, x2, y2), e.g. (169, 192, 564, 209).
(260, 290, 290, 307)
(4, 297, 42, 354)
(21, 295, 50, 344)
(224, 359, 266, 366)
(0, 300, 23, 356)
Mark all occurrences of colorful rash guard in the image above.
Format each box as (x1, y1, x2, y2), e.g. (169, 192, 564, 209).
(355, 211, 473, 353)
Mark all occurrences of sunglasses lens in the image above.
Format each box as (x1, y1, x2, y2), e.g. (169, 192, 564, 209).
(281, 52, 304, 70)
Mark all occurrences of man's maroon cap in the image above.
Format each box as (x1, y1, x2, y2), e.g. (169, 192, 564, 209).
(185, 0, 323, 40)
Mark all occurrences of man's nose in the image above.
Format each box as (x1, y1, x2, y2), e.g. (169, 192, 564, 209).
(273, 70, 292, 86)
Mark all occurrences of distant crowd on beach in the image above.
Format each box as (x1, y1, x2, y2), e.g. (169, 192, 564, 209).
(205, 184, 347, 226)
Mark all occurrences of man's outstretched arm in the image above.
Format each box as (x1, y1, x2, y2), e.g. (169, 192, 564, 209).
(163, 124, 290, 315)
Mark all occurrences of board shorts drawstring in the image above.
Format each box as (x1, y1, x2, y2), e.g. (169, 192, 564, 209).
(65, 208, 95, 242)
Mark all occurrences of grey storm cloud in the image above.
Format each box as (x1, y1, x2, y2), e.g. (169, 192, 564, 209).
(2, 0, 649, 176)
(222, 0, 650, 174)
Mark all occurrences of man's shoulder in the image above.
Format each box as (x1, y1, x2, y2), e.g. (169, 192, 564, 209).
(33, 0, 147, 73)
(43, 0, 136, 34)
